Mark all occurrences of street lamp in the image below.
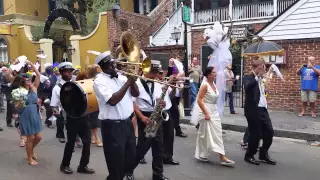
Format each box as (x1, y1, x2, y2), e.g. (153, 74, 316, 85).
(112, 3, 120, 19)
(67, 44, 75, 55)
(171, 27, 181, 45)
(36, 48, 44, 55)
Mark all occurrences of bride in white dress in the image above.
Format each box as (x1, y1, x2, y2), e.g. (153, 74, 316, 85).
(192, 66, 235, 166)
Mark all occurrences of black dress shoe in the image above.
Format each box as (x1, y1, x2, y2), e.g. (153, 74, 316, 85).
(259, 155, 277, 165)
(60, 165, 73, 174)
(139, 158, 147, 164)
(7, 124, 13, 128)
(153, 174, 169, 180)
(176, 133, 188, 138)
(126, 173, 134, 180)
(163, 159, 180, 165)
(59, 138, 66, 143)
(77, 166, 95, 174)
(244, 156, 260, 165)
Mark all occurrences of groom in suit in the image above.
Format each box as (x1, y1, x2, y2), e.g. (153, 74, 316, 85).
(243, 59, 276, 166)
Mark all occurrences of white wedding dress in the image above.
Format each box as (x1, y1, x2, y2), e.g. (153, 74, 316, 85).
(195, 82, 225, 160)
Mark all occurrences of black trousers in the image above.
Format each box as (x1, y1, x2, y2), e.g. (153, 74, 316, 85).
(56, 112, 65, 139)
(61, 116, 91, 167)
(245, 107, 274, 158)
(101, 118, 136, 180)
(163, 111, 174, 160)
(170, 97, 182, 135)
(44, 103, 53, 126)
(5, 94, 13, 125)
(129, 111, 164, 175)
(243, 128, 250, 144)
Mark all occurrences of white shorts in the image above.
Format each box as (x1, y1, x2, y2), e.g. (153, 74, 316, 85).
(301, 90, 317, 103)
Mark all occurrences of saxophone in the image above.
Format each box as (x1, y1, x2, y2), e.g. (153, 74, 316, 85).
(144, 85, 170, 138)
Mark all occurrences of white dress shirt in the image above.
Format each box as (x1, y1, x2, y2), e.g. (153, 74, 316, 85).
(255, 76, 267, 108)
(93, 73, 134, 120)
(134, 79, 162, 112)
(50, 79, 68, 112)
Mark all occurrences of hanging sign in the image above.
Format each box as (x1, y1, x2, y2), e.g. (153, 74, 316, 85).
(0, 24, 11, 35)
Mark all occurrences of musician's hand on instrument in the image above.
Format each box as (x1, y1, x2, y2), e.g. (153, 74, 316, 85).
(127, 75, 137, 84)
(159, 100, 166, 108)
(167, 75, 177, 84)
(141, 116, 152, 125)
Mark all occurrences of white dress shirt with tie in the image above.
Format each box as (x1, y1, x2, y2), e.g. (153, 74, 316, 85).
(255, 76, 267, 108)
(93, 73, 134, 120)
(134, 78, 162, 112)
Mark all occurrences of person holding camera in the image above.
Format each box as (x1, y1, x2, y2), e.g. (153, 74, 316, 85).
(296, 56, 320, 118)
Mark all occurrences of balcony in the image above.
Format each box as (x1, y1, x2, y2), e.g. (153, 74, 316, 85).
(194, 0, 296, 25)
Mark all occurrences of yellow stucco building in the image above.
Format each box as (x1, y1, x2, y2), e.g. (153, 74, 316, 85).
(0, 0, 158, 64)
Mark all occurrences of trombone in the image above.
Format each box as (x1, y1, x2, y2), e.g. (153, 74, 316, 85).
(115, 31, 182, 89)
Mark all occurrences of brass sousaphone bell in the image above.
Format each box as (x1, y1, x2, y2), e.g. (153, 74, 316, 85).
(115, 31, 151, 74)
(115, 31, 182, 89)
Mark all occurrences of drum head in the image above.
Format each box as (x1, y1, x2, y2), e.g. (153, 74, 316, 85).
(60, 82, 87, 118)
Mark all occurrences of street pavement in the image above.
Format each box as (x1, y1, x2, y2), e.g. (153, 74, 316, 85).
(0, 119, 319, 180)
(182, 107, 320, 141)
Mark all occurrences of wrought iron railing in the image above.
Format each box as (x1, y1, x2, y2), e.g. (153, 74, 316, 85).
(194, 0, 296, 25)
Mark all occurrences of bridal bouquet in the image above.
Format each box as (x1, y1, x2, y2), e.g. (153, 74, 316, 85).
(11, 87, 29, 110)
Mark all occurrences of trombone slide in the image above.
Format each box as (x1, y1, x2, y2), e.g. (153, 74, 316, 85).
(116, 70, 182, 89)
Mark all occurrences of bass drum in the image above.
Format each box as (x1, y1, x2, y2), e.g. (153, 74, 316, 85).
(60, 79, 98, 118)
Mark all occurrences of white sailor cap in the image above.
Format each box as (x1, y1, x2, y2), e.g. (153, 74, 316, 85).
(95, 51, 116, 66)
(44, 63, 52, 69)
(57, 62, 74, 71)
(151, 60, 161, 69)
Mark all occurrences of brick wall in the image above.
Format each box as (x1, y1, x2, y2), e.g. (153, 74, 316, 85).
(106, 10, 150, 53)
(144, 45, 184, 56)
(243, 39, 320, 112)
(107, 0, 175, 53)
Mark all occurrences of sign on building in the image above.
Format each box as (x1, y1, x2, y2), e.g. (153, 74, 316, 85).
(231, 27, 247, 41)
(183, 5, 191, 23)
(0, 24, 11, 35)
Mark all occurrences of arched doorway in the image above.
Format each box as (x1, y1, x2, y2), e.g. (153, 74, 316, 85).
(43, 8, 80, 63)
(0, 38, 8, 63)
(43, 8, 80, 38)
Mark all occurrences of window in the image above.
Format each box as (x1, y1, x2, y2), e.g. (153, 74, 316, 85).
(0, 0, 3, 15)
(0, 39, 8, 63)
(262, 54, 286, 64)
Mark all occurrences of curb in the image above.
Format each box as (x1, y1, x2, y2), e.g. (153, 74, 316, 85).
(180, 118, 320, 142)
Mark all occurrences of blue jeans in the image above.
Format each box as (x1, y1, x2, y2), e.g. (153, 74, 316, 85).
(226, 92, 235, 113)
(190, 82, 199, 108)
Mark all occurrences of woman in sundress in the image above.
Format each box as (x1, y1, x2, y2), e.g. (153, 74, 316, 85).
(191, 66, 235, 166)
(13, 60, 42, 166)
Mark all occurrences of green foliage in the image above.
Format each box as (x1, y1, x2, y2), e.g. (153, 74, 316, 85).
(31, 24, 65, 43)
(86, 0, 117, 34)
(229, 42, 241, 59)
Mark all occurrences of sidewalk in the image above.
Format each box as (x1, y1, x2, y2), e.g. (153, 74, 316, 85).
(181, 107, 320, 141)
